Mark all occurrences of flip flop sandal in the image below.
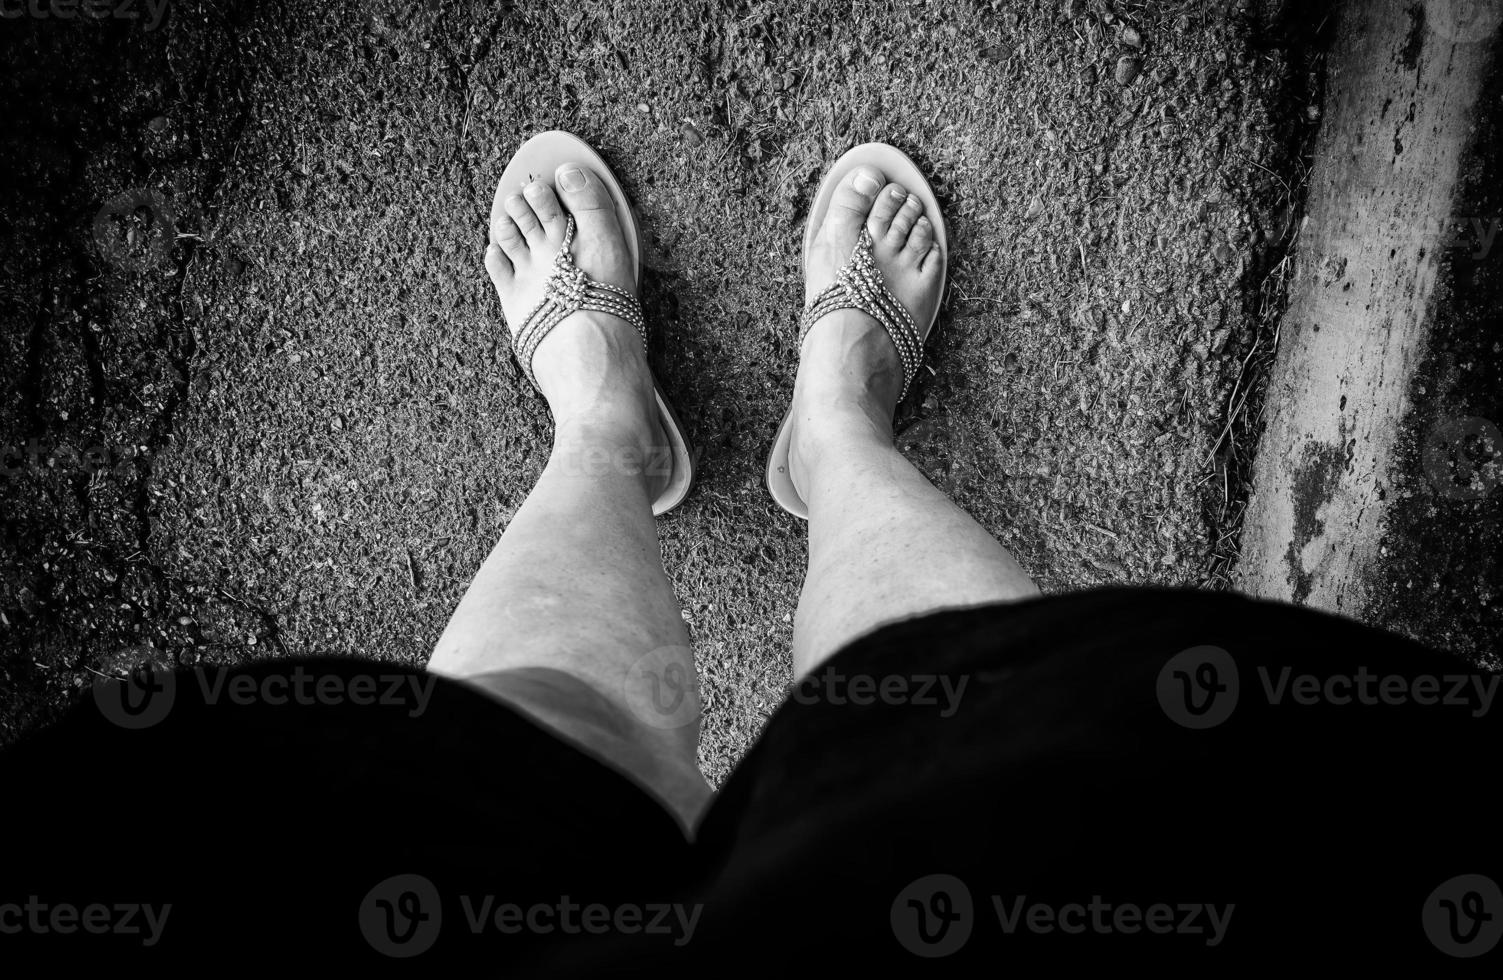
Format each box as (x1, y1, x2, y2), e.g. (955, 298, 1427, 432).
(765, 142, 949, 519)
(492, 130, 695, 517)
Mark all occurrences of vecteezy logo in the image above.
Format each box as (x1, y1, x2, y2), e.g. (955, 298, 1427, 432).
(1422, 874, 1502, 957)
(622, 646, 699, 730)
(1157, 646, 1239, 729)
(1428, 0, 1503, 44)
(1422, 416, 1502, 501)
(92, 665, 176, 729)
(359, 874, 442, 958)
(91, 187, 178, 273)
(891, 874, 974, 958)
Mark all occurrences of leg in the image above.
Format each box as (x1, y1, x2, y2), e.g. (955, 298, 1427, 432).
(789, 167, 1039, 675)
(429, 164, 709, 830)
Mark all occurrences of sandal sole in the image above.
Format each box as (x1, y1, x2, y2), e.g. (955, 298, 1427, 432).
(765, 142, 949, 520)
(495, 130, 695, 517)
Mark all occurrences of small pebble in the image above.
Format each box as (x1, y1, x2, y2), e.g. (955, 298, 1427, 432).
(1122, 25, 1142, 47)
(680, 121, 703, 146)
(1115, 55, 1142, 86)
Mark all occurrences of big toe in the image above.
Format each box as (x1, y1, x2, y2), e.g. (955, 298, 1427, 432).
(554, 163, 632, 290)
(827, 164, 886, 230)
(555, 164, 617, 229)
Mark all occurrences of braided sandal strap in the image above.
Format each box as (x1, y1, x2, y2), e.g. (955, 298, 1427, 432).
(511, 215, 647, 389)
(797, 228, 925, 400)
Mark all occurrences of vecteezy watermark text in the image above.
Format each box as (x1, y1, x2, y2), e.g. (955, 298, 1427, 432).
(0, 898, 171, 947)
(1259, 665, 1497, 716)
(459, 895, 701, 946)
(357, 874, 701, 958)
(192, 667, 435, 717)
(1157, 646, 1498, 728)
(789, 668, 970, 718)
(0, 0, 169, 30)
(93, 665, 437, 729)
(991, 895, 1234, 947)
(890, 875, 1233, 957)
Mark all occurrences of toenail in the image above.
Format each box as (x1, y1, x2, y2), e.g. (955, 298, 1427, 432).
(853, 172, 880, 195)
(891, 187, 908, 200)
(559, 167, 587, 191)
(524, 181, 546, 196)
(505, 194, 525, 207)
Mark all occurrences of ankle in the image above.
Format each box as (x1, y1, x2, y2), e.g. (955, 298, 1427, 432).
(531, 313, 656, 427)
(788, 388, 897, 495)
(551, 414, 668, 489)
(793, 309, 905, 414)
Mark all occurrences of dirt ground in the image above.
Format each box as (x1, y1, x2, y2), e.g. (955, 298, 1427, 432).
(3, 0, 1310, 783)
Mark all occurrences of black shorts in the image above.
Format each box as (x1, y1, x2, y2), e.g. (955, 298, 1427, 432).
(2, 588, 1498, 969)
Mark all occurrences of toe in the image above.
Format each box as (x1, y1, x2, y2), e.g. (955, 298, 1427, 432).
(492, 209, 529, 259)
(866, 183, 910, 239)
(504, 192, 546, 247)
(554, 163, 616, 219)
(553, 163, 633, 289)
(886, 194, 924, 245)
(906, 215, 934, 258)
(523, 179, 568, 243)
(920, 241, 943, 274)
(828, 164, 886, 227)
(484, 243, 512, 297)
